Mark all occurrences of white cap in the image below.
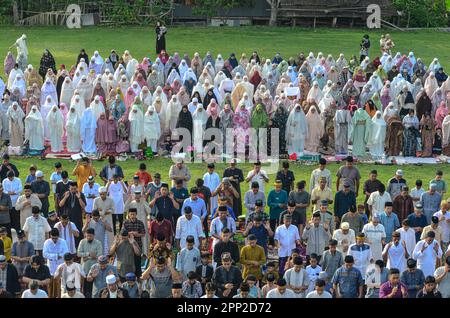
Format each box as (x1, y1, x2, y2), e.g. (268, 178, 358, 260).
(395, 169, 403, 176)
(36, 170, 44, 178)
(99, 186, 107, 193)
(106, 274, 116, 284)
(341, 222, 350, 230)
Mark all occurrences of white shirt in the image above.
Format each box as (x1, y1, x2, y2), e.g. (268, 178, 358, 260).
(396, 227, 416, 256)
(201, 295, 219, 298)
(383, 242, 407, 272)
(413, 239, 443, 277)
(21, 289, 48, 298)
(362, 223, 386, 261)
(82, 182, 100, 213)
(210, 216, 236, 247)
(411, 188, 425, 201)
(175, 214, 205, 249)
(54, 221, 79, 254)
(348, 243, 373, 276)
(367, 191, 392, 217)
(433, 210, 450, 243)
(42, 238, 69, 275)
(305, 265, 322, 293)
(306, 290, 332, 298)
(332, 229, 356, 254)
(266, 288, 296, 298)
(274, 224, 300, 257)
(2, 177, 22, 206)
(23, 215, 51, 250)
(247, 170, 269, 193)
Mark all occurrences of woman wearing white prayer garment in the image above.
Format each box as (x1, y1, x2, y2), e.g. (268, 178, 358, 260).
(144, 106, 161, 154)
(41, 95, 56, 140)
(167, 95, 182, 133)
(60, 76, 75, 106)
(306, 81, 323, 105)
(66, 106, 82, 153)
(90, 95, 105, 121)
(286, 104, 308, 157)
(40, 78, 58, 106)
(167, 69, 181, 86)
(80, 104, 97, 153)
(130, 81, 141, 96)
(139, 86, 152, 112)
(238, 92, 253, 113)
(215, 54, 224, 73)
(424, 72, 439, 98)
(6, 102, 25, 147)
(178, 59, 189, 81)
(383, 102, 398, 121)
(7, 65, 24, 90)
(118, 75, 129, 93)
(70, 93, 86, 119)
(192, 103, 208, 153)
(128, 105, 145, 153)
(428, 58, 441, 73)
(368, 111, 387, 159)
(126, 58, 139, 79)
(11, 74, 26, 100)
(25, 106, 45, 151)
(77, 75, 93, 106)
(46, 105, 64, 153)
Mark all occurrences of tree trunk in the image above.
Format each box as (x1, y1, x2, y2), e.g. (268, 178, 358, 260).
(13, 1, 19, 24)
(268, 2, 278, 26)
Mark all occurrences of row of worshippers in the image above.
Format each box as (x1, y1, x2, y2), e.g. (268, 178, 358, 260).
(1, 47, 450, 157)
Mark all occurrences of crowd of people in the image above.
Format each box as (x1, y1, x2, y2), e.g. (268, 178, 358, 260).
(1, 33, 450, 160)
(0, 152, 448, 299)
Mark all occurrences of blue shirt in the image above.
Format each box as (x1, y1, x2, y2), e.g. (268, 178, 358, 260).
(25, 174, 36, 184)
(420, 192, 442, 224)
(407, 213, 428, 242)
(181, 197, 207, 219)
(211, 206, 236, 220)
(331, 266, 363, 298)
(248, 225, 269, 254)
(379, 212, 400, 243)
(88, 263, 118, 298)
(334, 191, 357, 218)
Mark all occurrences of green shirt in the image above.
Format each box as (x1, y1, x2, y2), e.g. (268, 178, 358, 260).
(267, 189, 288, 221)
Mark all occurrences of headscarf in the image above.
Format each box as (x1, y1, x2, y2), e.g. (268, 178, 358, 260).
(176, 105, 193, 133)
(250, 104, 269, 129)
(4, 52, 16, 76)
(6, 102, 25, 135)
(435, 101, 449, 129)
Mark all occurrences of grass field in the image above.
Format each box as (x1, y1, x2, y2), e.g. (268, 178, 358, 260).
(1, 26, 449, 213)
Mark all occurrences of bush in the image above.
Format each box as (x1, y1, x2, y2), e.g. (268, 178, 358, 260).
(394, 0, 448, 27)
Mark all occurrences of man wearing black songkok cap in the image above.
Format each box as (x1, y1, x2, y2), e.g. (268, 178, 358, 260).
(400, 258, 425, 298)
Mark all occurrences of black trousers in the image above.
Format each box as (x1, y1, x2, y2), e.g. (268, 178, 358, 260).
(134, 254, 142, 278)
(10, 208, 20, 232)
(112, 214, 124, 235)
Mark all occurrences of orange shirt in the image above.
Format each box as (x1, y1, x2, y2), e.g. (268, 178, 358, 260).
(135, 171, 152, 186)
(73, 164, 96, 190)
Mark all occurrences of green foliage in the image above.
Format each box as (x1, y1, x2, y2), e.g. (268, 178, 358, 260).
(393, 0, 448, 27)
(191, 0, 253, 18)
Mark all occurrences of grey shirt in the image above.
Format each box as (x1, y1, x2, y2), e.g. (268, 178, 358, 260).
(288, 190, 310, 220)
(88, 264, 118, 298)
(320, 249, 344, 279)
(243, 190, 266, 214)
(336, 166, 361, 193)
(0, 192, 12, 224)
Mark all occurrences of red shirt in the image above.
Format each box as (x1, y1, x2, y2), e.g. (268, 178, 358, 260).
(135, 171, 152, 186)
(149, 219, 173, 245)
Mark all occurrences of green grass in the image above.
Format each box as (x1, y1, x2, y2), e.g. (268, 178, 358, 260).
(2, 26, 450, 75)
(1, 25, 449, 212)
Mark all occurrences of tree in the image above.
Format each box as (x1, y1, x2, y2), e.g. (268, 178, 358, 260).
(266, 0, 281, 26)
(191, 0, 253, 22)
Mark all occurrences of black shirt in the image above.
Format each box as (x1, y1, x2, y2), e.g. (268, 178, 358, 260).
(279, 210, 302, 228)
(416, 289, 442, 298)
(23, 264, 52, 292)
(213, 241, 240, 266)
(155, 196, 176, 221)
(362, 179, 383, 204)
(276, 170, 295, 194)
(0, 163, 19, 182)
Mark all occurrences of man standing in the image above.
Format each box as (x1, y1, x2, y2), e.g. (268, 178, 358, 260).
(382, 231, 408, 272)
(203, 163, 221, 214)
(122, 208, 145, 278)
(320, 239, 344, 280)
(362, 170, 383, 217)
(176, 235, 201, 279)
(11, 230, 34, 276)
(43, 228, 69, 298)
(245, 161, 269, 193)
(413, 231, 443, 277)
(0, 185, 12, 238)
(331, 255, 364, 298)
(333, 222, 356, 254)
(434, 256, 450, 298)
(400, 258, 425, 298)
(407, 202, 429, 242)
(86, 255, 118, 298)
(367, 184, 392, 218)
(336, 156, 361, 196)
(334, 181, 357, 226)
(54, 214, 79, 257)
(387, 169, 407, 200)
(244, 182, 266, 216)
(302, 212, 331, 262)
(210, 206, 236, 249)
(267, 180, 288, 231)
(266, 278, 296, 298)
(283, 256, 309, 298)
(309, 158, 332, 193)
(15, 184, 42, 229)
(433, 201, 450, 253)
(420, 183, 442, 224)
(109, 228, 141, 281)
(213, 228, 240, 267)
(99, 156, 124, 184)
(82, 176, 100, 215)
(23, 207, 51, 256)
(310, 177, 333, 212)
(363, 215, 386, 261)
(175, 206, 204, 250)
(223, 159, 244, 216)
(72, 157, 96, 191)
(58, 181, 86, 247)
(0, 254, 20, 297)
(379, 268, 408, 298)
(99, 274, 129, 298)
(240, 234, 266, 281)
(379, 202, 400, 243)
(274, 214, 300, 276)
(55, 171, 71, 215)
(93, 186, 115, 246)
(31, 170, 50, 217)
(0, 154, 19, 182)
(288, 181, 310, 236)
(1, 171, 20, 233)
(212, 254, 242, 298)
(54, 253, 86, 295)
(348, 232, 373, 278)
(341, 205, 364, 234)
(150, 183, 179, 226)
(393, 186, 415, 222)
(276, 161, 295, 194)
(77, 228, 102, 281)
(169, 159, 191, 189)
(429, 170, 447, 196)
(125, 192, 151, 257)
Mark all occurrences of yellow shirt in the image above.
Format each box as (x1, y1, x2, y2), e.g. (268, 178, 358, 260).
(73, 165, 96, 190)
(240, 245, 266, 280)
(310, 186, 333, 211)
(420, 225, 443, 243)
(1, 236, 12, 261)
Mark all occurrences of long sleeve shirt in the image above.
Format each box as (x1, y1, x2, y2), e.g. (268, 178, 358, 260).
(175, 215, 204, 249)
(169, 165, 191, 188)
(181, 197, 207, 219)
(240, 245, 266, 280)
(412, 239, 443, 277)
(420, 192, 442, 224)
(77, 238, 103, 274)
(42, 238, 69, 276)
(267, 189, 288, 221)
(334, 191, 356, 219)
(400, 269, 425, 298)
(16, 194, 42, 228)
(212, 266, 243, 298)
(309, 168, 332, 193)
(2, 177, 22, 207)
(243, 190, 266, 213)
(302, 224, 331, 256)
(176, 246, 201, 279)
(348, 243, 373, 276)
